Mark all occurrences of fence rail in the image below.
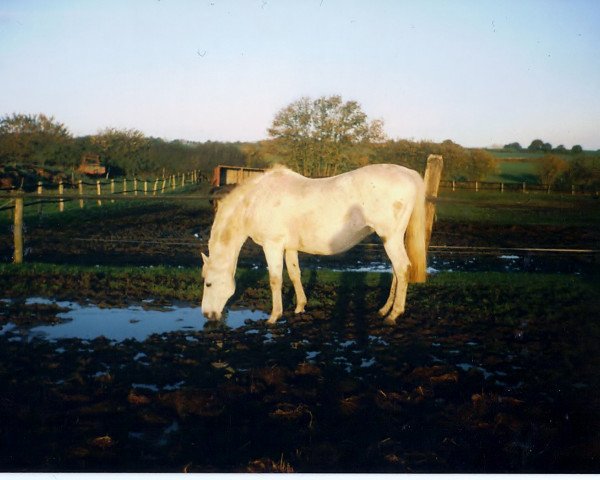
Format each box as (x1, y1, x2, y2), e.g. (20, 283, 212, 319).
(440, 179, 598, 195)
(0, 169, 205, 213)
(0, 169, 207, 192)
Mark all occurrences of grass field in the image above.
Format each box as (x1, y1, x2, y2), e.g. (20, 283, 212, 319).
(485, 160, 540, 184)
(435, 190, 600, 227)
(484, 150, 600, 185)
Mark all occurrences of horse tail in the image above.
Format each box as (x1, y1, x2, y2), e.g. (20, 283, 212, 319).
(406, 179, 427, 283)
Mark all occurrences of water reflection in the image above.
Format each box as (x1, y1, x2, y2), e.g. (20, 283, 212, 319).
(2, 298, 268, 342)
(241, 252, 593, 275)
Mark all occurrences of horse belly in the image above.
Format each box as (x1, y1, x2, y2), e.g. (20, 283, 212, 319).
(292, 215, 373, 255)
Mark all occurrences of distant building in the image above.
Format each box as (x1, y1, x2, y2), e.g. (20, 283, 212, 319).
(77, 154, 106, 176)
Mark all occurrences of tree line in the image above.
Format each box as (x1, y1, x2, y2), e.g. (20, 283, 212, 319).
(1, 100, 597, 189)
(0, 109, 496, 182)
(0, 114, 246, 178)
(503, 140, 585, 154)
(535, 154, 600, 189)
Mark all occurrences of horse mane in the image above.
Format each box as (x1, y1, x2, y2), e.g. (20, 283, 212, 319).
(217, 164, 290, 211)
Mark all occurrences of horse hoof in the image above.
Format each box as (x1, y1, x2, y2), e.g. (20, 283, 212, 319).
(383, 316, 397, 326)
(294, 307, 306, 314)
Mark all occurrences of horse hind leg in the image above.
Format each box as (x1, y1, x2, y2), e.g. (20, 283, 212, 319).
(285, 250, 307, 314)
(381, 235, 410, 325)
(378, 273, 397, 318)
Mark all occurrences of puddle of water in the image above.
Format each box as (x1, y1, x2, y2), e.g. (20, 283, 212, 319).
(1, 298, 268, 343)
(457, 362, 494, 380)
(282, 252, 593, 275)
(132, 383, 159, 392)
(361, 357, 376, 368)
(306, 351, 319, 361)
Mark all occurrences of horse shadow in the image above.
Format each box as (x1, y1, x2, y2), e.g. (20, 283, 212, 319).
(301, 264, 393, 333)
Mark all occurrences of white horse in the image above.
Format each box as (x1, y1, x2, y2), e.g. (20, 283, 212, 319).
(201, 164, 427, 325)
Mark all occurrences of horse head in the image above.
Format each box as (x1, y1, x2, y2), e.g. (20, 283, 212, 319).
(200, 252, 236, 321)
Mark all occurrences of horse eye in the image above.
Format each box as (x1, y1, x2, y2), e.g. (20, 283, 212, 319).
(206, 283, 212, 288)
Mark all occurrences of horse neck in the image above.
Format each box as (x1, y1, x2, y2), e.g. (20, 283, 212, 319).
(209, 195, 248, 275)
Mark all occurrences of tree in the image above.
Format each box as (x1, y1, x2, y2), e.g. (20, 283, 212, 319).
(527, 139, 545, 152)
(571, 144, 583, 154)
(552, 144, 567, 153)
(503, 142, 522, 152)
(567, 156, 600, 190)
(375, 139, 496, 181)
(267, 95, 385, 176)
(467, 148, 498, 180)
(536, 154, 569, 186)
(91, 128, 151, 176)
(0, 113, 73, 166)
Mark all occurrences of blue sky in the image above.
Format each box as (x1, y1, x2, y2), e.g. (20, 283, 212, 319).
(1, 0, 599, 149)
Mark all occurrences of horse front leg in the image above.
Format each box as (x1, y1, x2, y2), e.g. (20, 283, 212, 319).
(285, 249, 307, 314)
(263, 243, 285, 324)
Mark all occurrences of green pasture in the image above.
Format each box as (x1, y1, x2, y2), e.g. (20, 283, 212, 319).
(0, 262, 597, 307)
(434, 190, 600, 227)
(485, 160, 540, 184)
(484, 150, 600, 184)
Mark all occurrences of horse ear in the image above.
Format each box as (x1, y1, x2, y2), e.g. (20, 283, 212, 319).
(201, 252, 209, 265)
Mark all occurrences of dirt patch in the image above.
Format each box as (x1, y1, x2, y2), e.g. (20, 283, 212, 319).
(433, 220, 600, 249)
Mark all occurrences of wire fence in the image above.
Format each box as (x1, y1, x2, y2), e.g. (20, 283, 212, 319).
(2, 159, 599, 266)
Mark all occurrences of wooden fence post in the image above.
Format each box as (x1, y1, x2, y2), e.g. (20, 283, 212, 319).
(78, 180, 84, 208)
(58, 180, 64, 212)
(181, 173, 185, 188)
(110, 179, 115, 203)
(501, 182, 504, 193)
(144, 180, 148, 195)
(123, 178, 128, 196)
(13, 196, 24, 264)
(161, 178, 166, 194)
(423, 154, 444, 250)
(96, 180, 102, 206)
(37, 181, 43, 216)
(153, 178, 159, 196)
(134, 177, 138, 196)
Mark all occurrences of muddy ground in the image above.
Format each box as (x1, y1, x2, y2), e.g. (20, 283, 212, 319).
(1, 200, 599, 472)
(1, 201, 599, 268)
(0, 270, 599, 473)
